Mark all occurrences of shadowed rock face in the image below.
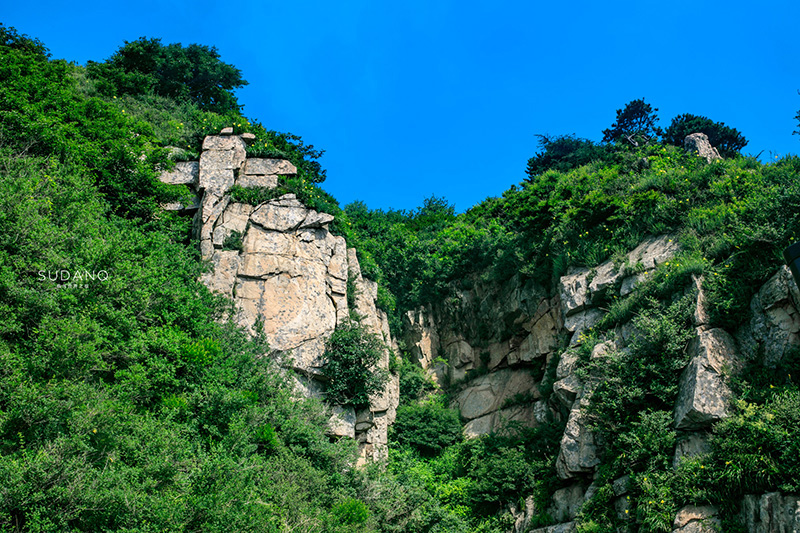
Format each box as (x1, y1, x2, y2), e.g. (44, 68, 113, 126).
(159, 130, 399, 465)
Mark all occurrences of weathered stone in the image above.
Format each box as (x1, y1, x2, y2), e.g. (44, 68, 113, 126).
(560, 268, 591, 316)
(627, 235, 680, 271)
(590, 340, 615, 360)
(548, 485, 585, 523)
(200, 250, 240, 296)
(328, 405, 356, 438)
(242, 158, 298, 176)
(300, 211, 335, 229)
(673, 432, 711, 469)
(556, 351, 579, 380)
(219, 127, 234, 135)
(518, 311, 559, 361)
(692, 274, 711, 328)
(510, 495, 538, 533)
(737, 266, 800, 367)
(463, 413, 495, 438)
(250, 201, 309, 232)
(158, 160, 199, 185)
(202, 135, 247, 152)
(612, 475, 630, 496)
(673, 505, 719, 532)
(620, 272, 648, 296)
(198, 165, 235, 193)
(588, 260, 623, 296)
(448, 340, 475, 367)
(403, 307, 440, 371)
(674, 328, 739, 430)
(741, 492, 800, 533)
(240, 132, 256, 144)
(684, 133, 722, 163)
(487, 341, 509, 370)
(453, 368, 537, 420)
(235, 174, 278, 189)
(556, 395, 600, 479)
(566, 308, 604, 345)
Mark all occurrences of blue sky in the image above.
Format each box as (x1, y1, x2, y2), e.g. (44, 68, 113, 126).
(5, 1, 800, 212)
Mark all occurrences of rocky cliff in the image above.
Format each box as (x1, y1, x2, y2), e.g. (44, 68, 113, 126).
(160, 129, 399, 464)
(403, 234, 800, 532)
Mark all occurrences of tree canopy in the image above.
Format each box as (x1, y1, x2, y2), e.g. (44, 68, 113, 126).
(525, 134, 607, 178)
(664, 113, 748, 157)
(88, 37, 247, 113)
(602, 98, 662, 145)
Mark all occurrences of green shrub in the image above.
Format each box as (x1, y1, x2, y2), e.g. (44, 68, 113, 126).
(332, 498, 369, 525)
(322, 320, 389, 407)
(391, 398, 462, 456)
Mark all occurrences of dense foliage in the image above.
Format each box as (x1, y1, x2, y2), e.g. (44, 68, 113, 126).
(601, 98, 662, 145)
(663, 113, 748, 157)
(87, 37, 247, 113)
(322, 319, 389, 407)
(3, 22, 800, 533)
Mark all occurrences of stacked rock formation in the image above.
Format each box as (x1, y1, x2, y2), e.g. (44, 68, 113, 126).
(159, 129, 399, 464)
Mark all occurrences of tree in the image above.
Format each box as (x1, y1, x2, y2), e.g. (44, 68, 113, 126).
(663, 113, 747, 157)
(602, 98, 662, 145)
(322, 320, 389, 407)
(88, 37, 247, 113)
(0, 23, 49, 57)
(525, 134, 608, 179)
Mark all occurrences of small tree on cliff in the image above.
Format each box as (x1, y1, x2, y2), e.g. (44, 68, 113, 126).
(602, 98, 662, 146)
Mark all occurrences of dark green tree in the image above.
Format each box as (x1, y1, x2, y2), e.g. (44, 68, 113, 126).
(602, 98, 662, 145)
(525, 134, 608, 179)
(663, 113, 747, 157)
(0, 23, 49, 57)
(322, 320, 389, 407)
(88, 37, 247, 112)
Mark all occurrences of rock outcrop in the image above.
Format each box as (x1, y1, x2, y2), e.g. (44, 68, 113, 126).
(159, 130, 399, 464)
(741, 492, 800, 533)
(684, 133, 722, 163)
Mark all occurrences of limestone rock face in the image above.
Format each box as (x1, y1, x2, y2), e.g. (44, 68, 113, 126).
(548, 485, 585, 523)
(159, 161, 199, 185)
(186, 131, 398, 464)
(674, 328, 739, 430)
(741, 492, 800, 533)
(684, 132, 722, 163)
(737, 265, 800, 367)
(556, 394, 600, 479)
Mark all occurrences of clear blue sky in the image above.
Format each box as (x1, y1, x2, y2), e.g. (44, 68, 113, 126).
(5, 1, 800, 212)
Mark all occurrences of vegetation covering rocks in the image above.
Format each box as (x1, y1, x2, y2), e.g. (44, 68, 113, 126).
(2, 22, 800, 533)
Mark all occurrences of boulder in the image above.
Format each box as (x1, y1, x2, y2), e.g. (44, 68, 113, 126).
(737, 266, 800, 367)
(556, 395, 600, 479)
(684, 133, 722, 163)
(559, 268, 591, 316)
(673, 505, 719, 533)
(328, 405, 356, 438)
(452, 368, 537, 421)
(158, 160, 199, 185)
(242, 158, 298, 176)
(673, 432, 711, 469)
(674, 328, 739, 430)
(548, 485, 585, 522)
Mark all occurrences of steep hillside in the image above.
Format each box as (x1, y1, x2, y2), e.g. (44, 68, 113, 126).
(2, 23, 800, 533)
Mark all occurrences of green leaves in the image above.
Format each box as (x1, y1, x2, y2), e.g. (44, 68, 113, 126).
(322, 320, 389, 407)
(87, 37, 247, 113)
